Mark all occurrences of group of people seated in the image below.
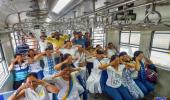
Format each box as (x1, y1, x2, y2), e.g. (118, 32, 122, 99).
(8, 31, 157, 100)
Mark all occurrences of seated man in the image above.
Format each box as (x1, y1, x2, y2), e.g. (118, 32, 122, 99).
(15, 37, 29, 55)
(46, 32, 68, 49)
(8, 73, 59, 100)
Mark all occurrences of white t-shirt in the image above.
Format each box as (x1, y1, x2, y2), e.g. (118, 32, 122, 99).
(106, 64, 125, 88)
(86, 58, 110, 93)
(91, 58, 110, 80)
(29, 60, 42, 72)
(74, 51, 86, 67)
(107, 49, 117, 58)
(130, 61, 139, 79)
(39, 41, 47, 52)
(25, 85, 50, 100)
(27, 38, 37, 50)
(43, 69, 86, 100)
(60, 47, 78, 56)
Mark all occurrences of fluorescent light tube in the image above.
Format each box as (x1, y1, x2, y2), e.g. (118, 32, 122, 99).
(46, 18, 51, 22)
(52, 0, 72, 14)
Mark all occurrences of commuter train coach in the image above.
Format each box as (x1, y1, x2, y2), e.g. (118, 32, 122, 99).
(0, 0, 170, 100)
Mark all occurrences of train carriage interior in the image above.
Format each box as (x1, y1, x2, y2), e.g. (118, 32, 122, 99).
(0, 0, 170, 100)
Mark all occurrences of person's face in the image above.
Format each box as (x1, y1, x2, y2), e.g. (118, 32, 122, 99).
(41, 32, 46, 36)
(54, 32, 60, 39)
(51, 33, 56, 38)
(121, 54, 130, 62)
(138, 53, 144, 61)
(28, 50, 35, 56)
(96, 46, 102, 50)
(16, 55, 23, 61)
(29, 33, 34, 38)
(45, 50, 51, 56)
(108, 44, 113, 48)
(55, 34, 60, 39)
(66, 42, 72, 48)
(22, 38, 26, 44)
(40, 36, 46, 41)
(75, 34, 79, 39)
(62, 67, 71, 79)
(85, 33, 89, 37)
(78, 34, 82, 38)
(26, 76, 38, 89)
(79, 32, 83, 36)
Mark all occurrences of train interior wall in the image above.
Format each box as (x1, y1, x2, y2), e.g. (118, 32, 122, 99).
(0, 30, 170, 98)
(0, 33, 14, 93)
(0, 0, 170, 98)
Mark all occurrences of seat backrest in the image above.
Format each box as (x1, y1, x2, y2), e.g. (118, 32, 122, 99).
(0, 91, 53, 100)
(0, 91, 14, 100)
(100, 70, 108, 92)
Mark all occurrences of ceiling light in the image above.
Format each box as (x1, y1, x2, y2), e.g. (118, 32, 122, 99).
(46, 18, 51, 22)
(52, 0, 72, 14)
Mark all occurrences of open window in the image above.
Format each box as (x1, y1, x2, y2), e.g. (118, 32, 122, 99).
(150, 31, 170, 69)
(120, 31, 141, 56)
(0, 40, 9, 88)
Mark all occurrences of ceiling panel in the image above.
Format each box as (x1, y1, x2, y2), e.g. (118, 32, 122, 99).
(0, 0, 32, 27)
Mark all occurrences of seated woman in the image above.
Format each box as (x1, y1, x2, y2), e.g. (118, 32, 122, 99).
(144, 58, 158, 84)
(27, 49, 44, 79)
(99, 55, 135, 100)
(119, 52, 144, 99)
(43, 63, 85, 100)
(54, 53, 87, 100)
(8, 73, 59, 100)
(30, 48, 61, 77)
(86, 49, 110, 97)
(105, 42, 118, 58)
(74, 46, 90, 80)
(8, 53, 29, 90)
(133, 51, 155, 94)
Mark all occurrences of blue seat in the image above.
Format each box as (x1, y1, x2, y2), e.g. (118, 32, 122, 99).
(0, 91, 14, 100)
(0, 91, 53, 100)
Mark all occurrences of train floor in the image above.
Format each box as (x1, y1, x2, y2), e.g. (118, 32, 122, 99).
(88, 93, 155, 100)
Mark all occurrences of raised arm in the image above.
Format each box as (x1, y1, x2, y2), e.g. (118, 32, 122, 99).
(54, 59, 68, 71)
(98, 61, 114, 70)
(99, 63, 110, 70)
(124, 56, 140, 70)
(8, 58, 17, 71)
(134, 57, 141, 71)
(71, 67, 86, 77)
(8, 90, 25, 100)
(52, 71, 64, 79)
(8, 83, 28, 100)
(46, 36, 54, 43)
(33, 52, 45, 62)
(36, 80, 59, 93)
(62, 34, 69, 40)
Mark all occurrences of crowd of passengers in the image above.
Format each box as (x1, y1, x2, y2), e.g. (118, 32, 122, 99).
(8, 31, 157, 100)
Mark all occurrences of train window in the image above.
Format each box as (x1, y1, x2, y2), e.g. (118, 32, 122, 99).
(10, 32, 17, 52)
(120, 31, 130, 44)
(0, 41, 9, 88)
(120, 46, 139, 56)
(120, 31, 140, 56)
(92, 27, 106, 48)
(150, 31, 170, 69)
